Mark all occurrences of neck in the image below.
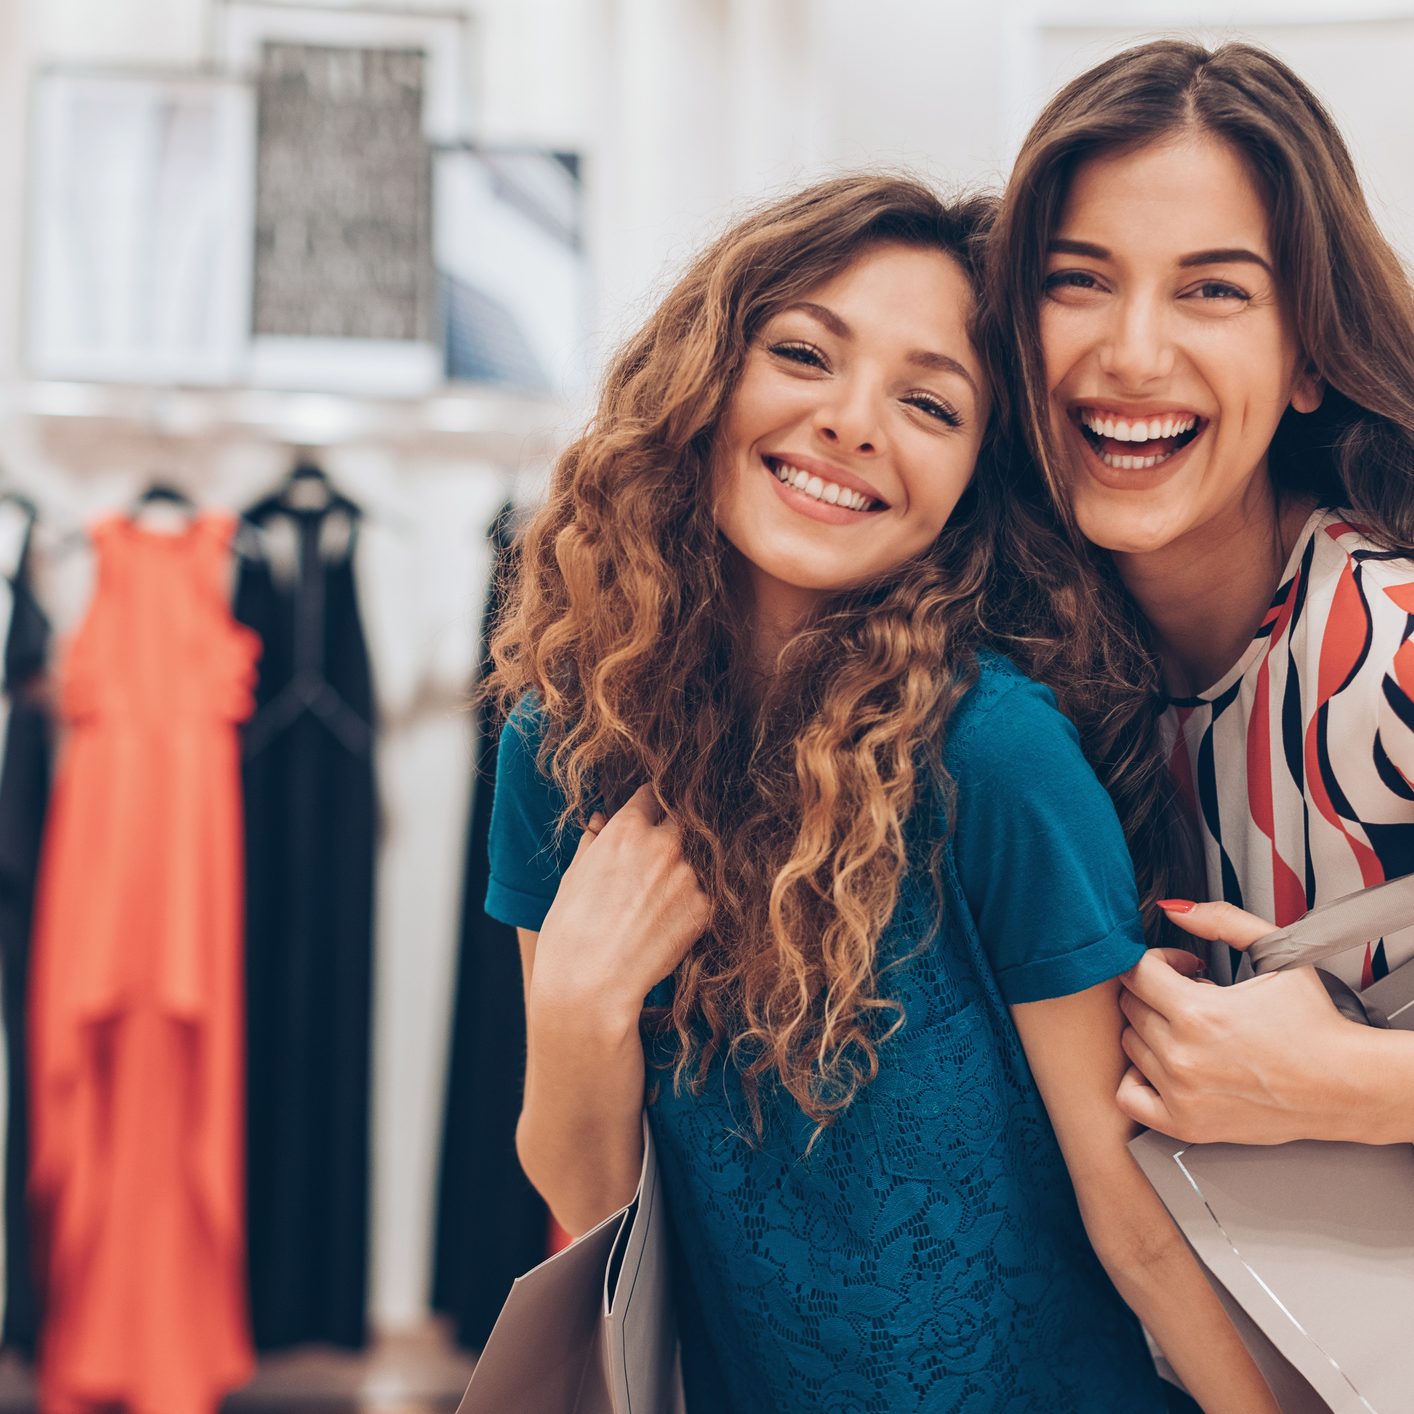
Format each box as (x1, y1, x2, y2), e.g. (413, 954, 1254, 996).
(745, 593, 814, 681)
(1113, 485, 1317, 697)
(732, 557, 822, 686)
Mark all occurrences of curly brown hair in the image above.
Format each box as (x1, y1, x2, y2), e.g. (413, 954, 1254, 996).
(490, 174, 1114, 1126)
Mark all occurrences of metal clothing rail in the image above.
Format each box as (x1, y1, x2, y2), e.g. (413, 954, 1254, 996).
(4, 379, 573, 463)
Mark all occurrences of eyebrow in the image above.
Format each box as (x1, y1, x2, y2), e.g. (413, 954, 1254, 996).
(1047, 237, 1275, 277)
(782, 301, 980, 395)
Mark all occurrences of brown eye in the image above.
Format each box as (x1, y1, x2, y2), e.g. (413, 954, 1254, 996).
(1043, 270, 1102, 294)
(1190, 281, 1250, 302)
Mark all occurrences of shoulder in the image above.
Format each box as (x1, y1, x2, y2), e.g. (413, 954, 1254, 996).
(497, 693, 558, 781)
(943, 659, 1144, 1002)
(944, 652, 1079, 784)
(494, 690, 565, 803)
(943, 653, 1116, 852)
(1298, 510, 1414, 688)
(493, 694, 565, 818)
(500, 693, 548, 751)
(1307, 508, 1414, 606)
(486, 694, 574, 928)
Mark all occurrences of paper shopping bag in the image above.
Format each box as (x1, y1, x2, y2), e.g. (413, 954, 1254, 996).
(1131, 1130, 1414, 1414)
(456, 1119, 685, 1414)
(1132, 871, 1414, 1414)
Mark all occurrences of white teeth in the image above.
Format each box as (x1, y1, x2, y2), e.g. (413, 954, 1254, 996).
(1080, 409, 1201, 444)
(1098, 450, 1168, 470)
(771, 460, 873, 510)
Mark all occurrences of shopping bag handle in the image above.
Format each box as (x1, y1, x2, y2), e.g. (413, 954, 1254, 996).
(1247, 872, 1414, 973)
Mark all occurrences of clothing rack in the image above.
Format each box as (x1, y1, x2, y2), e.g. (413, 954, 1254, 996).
(7, 379, 568, 463)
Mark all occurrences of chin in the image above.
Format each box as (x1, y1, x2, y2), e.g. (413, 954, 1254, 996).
(1072, 497, 1191, 557)
(767, 561, 859, 595)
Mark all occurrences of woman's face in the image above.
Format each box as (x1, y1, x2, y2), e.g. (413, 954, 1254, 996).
(713, 241, 987, 628)
(1039, 133, 1321, 560)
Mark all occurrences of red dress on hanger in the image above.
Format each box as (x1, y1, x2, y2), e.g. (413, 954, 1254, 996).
(29, 514, 258, 1414)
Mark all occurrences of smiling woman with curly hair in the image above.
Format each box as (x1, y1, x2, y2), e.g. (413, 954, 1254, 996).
(481, 174, 1272, 1412)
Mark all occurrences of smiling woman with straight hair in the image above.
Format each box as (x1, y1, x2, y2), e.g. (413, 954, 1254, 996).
(990, 39, 1414, 1149)
(480, 174, 1273, 1412)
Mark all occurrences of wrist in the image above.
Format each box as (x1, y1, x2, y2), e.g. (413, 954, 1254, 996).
(1327, 1023, 1414, 1144)
(530, 969, 644, 1047)
(530, 921, 648, 1036)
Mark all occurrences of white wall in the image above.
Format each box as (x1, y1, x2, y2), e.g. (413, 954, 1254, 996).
(5, 0, 1413, 1335)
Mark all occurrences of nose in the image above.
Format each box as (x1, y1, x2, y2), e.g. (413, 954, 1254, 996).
(1099, 293, 1175, 388)
(814, 376, 881, 456)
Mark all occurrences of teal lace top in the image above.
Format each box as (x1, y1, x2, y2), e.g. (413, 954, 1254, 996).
(486, 656, 1167, 1413)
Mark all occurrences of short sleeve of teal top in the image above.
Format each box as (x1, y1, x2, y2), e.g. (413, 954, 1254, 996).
(485, 661, 1162, 1414)
(483, 700, 579, 931)
(946, 667, 1147, 1002)
(487, 666, 1146, 1003)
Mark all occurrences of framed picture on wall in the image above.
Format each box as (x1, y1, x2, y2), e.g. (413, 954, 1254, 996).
(434, 146, 588, 399)
(25, 67, 257, 386)
(216, 1, 472, 394)
(216, 0, 471, 142)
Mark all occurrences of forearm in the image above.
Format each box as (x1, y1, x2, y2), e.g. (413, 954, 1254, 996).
(1089, 1167, 1277, 1414)
(518, 982, 647, 1237)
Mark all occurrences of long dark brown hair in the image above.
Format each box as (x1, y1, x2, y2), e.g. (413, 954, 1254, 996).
(987, 39, 1414, 911)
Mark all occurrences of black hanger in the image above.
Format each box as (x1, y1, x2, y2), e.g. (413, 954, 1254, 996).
(50, 476, 196, 556)
(247, 461, 362, 521)
(131, 479, 196, 514)
(282, 462, 336, 513)
(49, 479, 262, 560)
(118, 478, 205, 544)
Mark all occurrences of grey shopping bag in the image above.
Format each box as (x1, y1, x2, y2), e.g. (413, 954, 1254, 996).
(456, 1118, 686, 1414)
(1132, 873, 1414, 1414)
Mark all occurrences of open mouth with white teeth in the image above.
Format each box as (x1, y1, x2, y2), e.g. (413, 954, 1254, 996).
(766, 457, 883, 511)
(1073, 408, 1206, 470)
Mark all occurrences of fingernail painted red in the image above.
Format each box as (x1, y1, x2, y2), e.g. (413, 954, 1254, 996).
(1157, 899, 1196, 912)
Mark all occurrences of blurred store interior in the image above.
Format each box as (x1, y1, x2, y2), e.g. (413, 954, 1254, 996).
(0, 0, 1409, 1409)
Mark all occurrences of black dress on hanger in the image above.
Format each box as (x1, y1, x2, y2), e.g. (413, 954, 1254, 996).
(0, 499, 49, 1354)
(431, 504, 548, 1349)
(235, 473, 377, 1350)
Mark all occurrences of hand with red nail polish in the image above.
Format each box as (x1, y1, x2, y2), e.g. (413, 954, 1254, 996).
(1118, 898, 1382, 1144)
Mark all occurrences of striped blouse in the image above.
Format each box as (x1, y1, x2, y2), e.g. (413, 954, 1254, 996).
(1164, 506, 1414, 990)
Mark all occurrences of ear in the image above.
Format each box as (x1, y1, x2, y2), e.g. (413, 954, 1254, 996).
(1290, 361, 1324, 415)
